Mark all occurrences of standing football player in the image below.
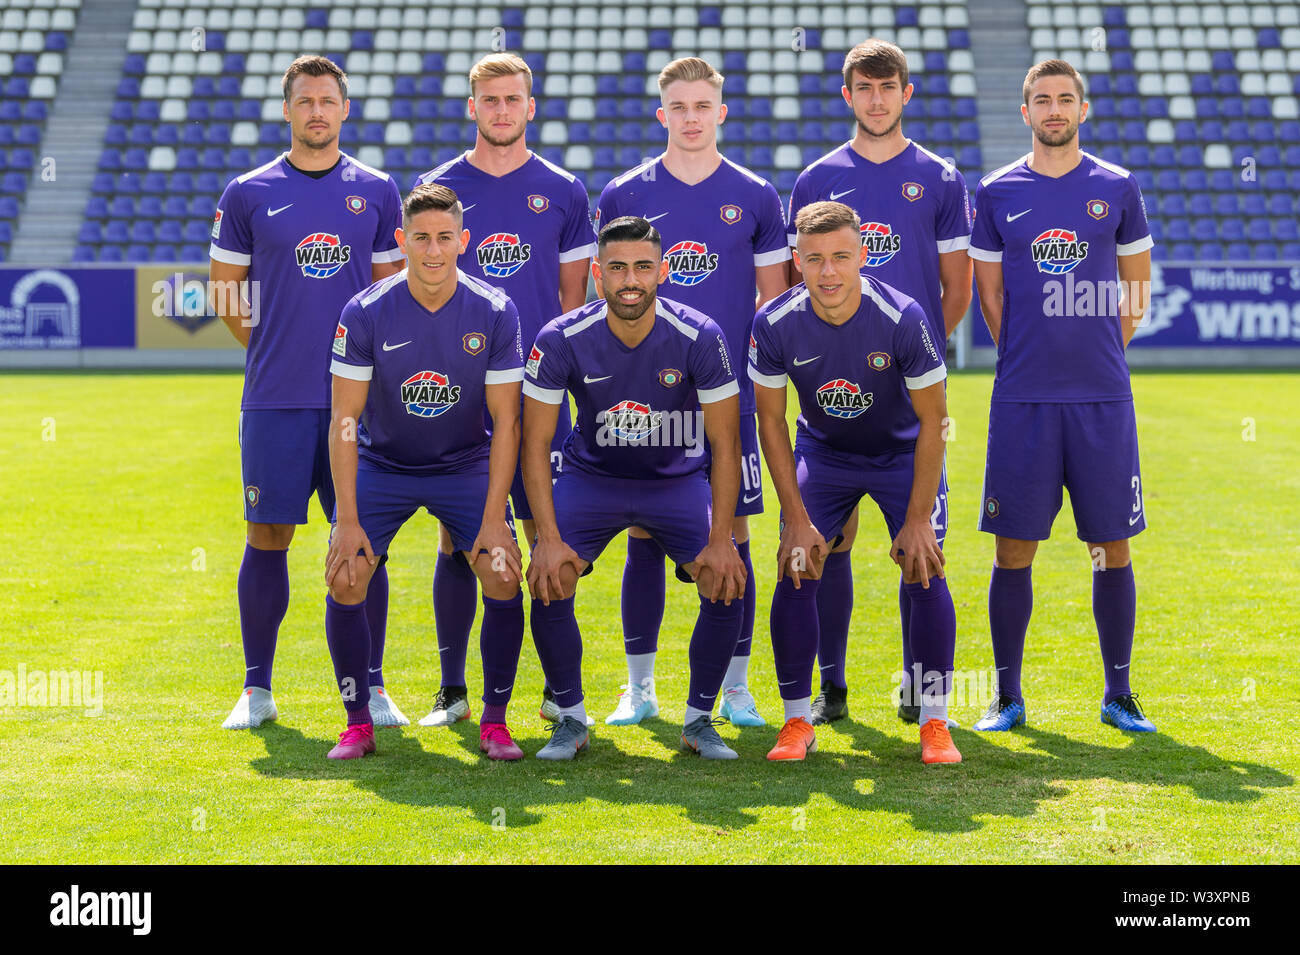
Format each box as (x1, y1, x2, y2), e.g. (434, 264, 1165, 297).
(968, 60, 1154, 732)
(521, 216, 748, 760)
(413, 53, 597, 729)
(787, 39, 972, 727)
(210, 55, 405, 730)
(324, 184, 527, 760)
(752, 201, 960, 764)
(594, 57, 790, 727)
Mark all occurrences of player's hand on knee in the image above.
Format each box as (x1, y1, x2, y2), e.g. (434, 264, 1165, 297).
(326, 521, 375, 590)
(525, 537, 581, 605)
(470, 520, 523, 586)
(691, 539, 747, 605)
(777, 522, 828, 589)
(891, 519, 945, 589)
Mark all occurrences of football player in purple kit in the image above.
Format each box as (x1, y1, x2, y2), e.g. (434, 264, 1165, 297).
(209, 56, 406, 731)
(521, 216, 748, 761)
(412, 54, 597, 729)
(323, 184, 528, 760)
(594, 57, 790, 728)
(968, 60, 1155, 733)
(751, 202, 962, 765)
(787, 39, 972, 728)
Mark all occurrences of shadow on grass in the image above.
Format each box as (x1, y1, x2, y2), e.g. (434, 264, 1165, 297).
(249, 715, 1292, 838)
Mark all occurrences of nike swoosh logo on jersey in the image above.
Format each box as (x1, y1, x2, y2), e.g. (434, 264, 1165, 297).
(829, 188, 855, 201)
(383, 340, 412, 351)
(583, 374, 612, 383)
(267, 204, 293, 216)
(743, 491, 761, 504)
(1006, 209, 1032, 222)
(792, 356, 821, 366)
(644, 213, 669, 223)
(461, 204, 477, 213)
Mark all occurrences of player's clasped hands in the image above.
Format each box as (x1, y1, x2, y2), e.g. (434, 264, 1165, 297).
(777, 520, 829, 589)
(325, 521, 376, 589)
(470, 520, 523, 586)
(525, 536, 584, 606)
(689, 537, 748, 605)
(890, 519, 945, 590)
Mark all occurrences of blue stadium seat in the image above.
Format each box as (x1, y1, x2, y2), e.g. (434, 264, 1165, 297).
(306, 9, 329, 28)
(124, 244, 150, 261)
(1090, 75, 1112, 96)
(1162, 194, 1186, 216)
(1225, 242, 1252, 260)
(85, 196, 108, 218)
(116, 78, 139, 99)
(1221, 98, 1244, 119)
(139, 196, 162, 218)
(73, 245, 97, 262)
(136, 100, 160, 120)
(649, 29, 671, 49)
(77, 222, 102, 244)
(158, 221, 183, 244)
(1247, 98, 1272, 119)
(948, 29, 969, 49)
(1252, 244, 1278, 261)
(180, 244, 206, 261)
(105, 123, 127, 146)
(1190, 75, 1213, 95)
(896, 8, 919, 27)
(699, 6, 721, 27)
(1198, 243, 1223, 261)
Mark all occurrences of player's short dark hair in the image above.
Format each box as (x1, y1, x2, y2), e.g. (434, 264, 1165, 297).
(1022, 59, 1085, 105)
(842, 39, 909, 91)
(598, 216, 662, 253)
(282, 55, 348, 103)
(403, 183, 462, 231)
(794, 201, 862, 238)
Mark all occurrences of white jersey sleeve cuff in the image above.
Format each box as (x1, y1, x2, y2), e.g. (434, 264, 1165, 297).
(485, 367, 525, 385)
(936, 235, 971, 253)
(904, 364, 947, 390)
(967, 245, 1003, 262)
(209, 244, 251, 266)
(331, 360, 373, 381)
(522, 381, 566, 404)
(748, 365, 788, 389)
(697, 380, 740, 404)
(1117, 234, 1155, 256)
(754, 247, 792, 267)
(372, 246, 405, 264)
(558, 242, 598, 263)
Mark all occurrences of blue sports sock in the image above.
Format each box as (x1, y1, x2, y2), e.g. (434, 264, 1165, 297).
(364, 561, 388, 686)
(686, 593, 744, 712)
(989, 565, 1033, 703)
(480, 591, 525, 710)
(814, 551, 853, 689)
(433, 550, 477, 688)
(904, 577, 957, 724)
(529, 596, 584, 708)
(1094, 564, 1136, 704)
(771, 575, 821, 700)
(238, 543, 289, 691)
(325, 595, 371, 719)
(621, 534, 666, 655)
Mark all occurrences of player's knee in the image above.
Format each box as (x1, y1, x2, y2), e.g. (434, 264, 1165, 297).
(1087, 539, 1131, 569)
(327, 575, 369, 606)
(247, 522, 294, 550)
(995, 537, 1037, 569)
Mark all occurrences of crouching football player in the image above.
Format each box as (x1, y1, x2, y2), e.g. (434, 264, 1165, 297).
(751, 201, 961, 764)
(322, 183, 528, 761)
(521, 215, 749, 761)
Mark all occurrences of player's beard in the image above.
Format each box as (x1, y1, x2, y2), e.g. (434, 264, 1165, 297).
(857, 111, 902, 140)
(478, 121, 526, 148)
(606, 286, 656, 323)
(296, 125, 338, 152)
(1033, 118, 1078, 147)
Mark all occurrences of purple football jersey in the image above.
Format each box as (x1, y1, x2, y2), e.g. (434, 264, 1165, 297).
(523, 296, 739, 480)
(595, 155, 790, 414)
(330, 270, 524, 475)
(968, 152, 1153, 402)
(788, 141, 971, 354)
(211, 152, 404, 410)
(417, 151, 597, 348)
(749, 275, 947, 463)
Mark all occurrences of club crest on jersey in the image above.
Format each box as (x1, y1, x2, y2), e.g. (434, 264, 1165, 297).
(345, 195, 366, 215)
(333, 322, 347, 356)
(658, 367, 682, 387)
(477, 232, 532, 278)
(401, 370, 462, 418)
(463, 332, 486, 356)
(902, 182, 924, 202)
(1086, 199, 1109, 220)
(602, 399, 663, 441)
(816, 379, 873, 418)
(526, 194, 549, 214)
(245, 485, 260, 508)
(867, 351, 891, 371)
(525, 344, 543, 378)
(211, 208, 223, 240)
(719, 204, 743, 225)
(295, 233, 352, 278)
(665, 240, 719, 286)
(860, 222, 902, 267)
(1030, 229, 1089, 274)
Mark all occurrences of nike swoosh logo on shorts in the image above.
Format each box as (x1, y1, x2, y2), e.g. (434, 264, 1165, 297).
(829, 188, 855, 200)
(1129, 513, 1143, 525)
(792, 356, 821, 366)
(267, 204, 293, 216)
(383, 340, 412, 351)
(1006, 209, 1032, 222)
(584, 374, 612, 383)
(743, 492, 760, 504)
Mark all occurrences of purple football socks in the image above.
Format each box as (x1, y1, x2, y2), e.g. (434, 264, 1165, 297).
(621, 534, 666, 655)
(364, 561, 388, 687)
(480, 592, 526, 712)
(988, 565, 1033, 702)
(433, 550, 477, 688)
(238, 543, 289, 691)
(325, 594, 371, 719)
(814, 551, 852, 689)
(1094, 563, 1137, 703)
(686, 593, 744, 711)
(529, 595, 584, 709)
(771, 575, 821, 700)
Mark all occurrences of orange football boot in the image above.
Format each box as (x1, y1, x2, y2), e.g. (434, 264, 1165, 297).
(766, 717, 817, 761)
(920, 718, 963, 764)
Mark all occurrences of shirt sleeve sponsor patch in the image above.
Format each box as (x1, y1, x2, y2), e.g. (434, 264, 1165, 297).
(525, 344, 543, 378)
(211, 209, 223, 240)
(333, 322, 347, 357)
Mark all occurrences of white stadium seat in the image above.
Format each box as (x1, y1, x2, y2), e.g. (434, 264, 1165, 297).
(1203, 144, 1231, 168)
(149, 147, 176, 171)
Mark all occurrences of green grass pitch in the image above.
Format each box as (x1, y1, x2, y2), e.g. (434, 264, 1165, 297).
(1, 369, 1296, 863)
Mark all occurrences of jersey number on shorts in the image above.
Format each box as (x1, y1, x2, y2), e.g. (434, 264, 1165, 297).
(741, 453, 761, 492)
(930, 493, 947, 532)
(1130, 475, 1142, 517)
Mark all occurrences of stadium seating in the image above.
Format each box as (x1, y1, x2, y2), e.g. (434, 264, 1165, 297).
(1026, 0, 1300, 261)
(74, 0, 979, 263)
(0, 0, 78, 262)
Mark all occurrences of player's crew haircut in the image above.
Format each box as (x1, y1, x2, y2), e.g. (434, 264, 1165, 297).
(842, 38, 909, 88)
(281, 54, 348, 101)
(793, 201, 861, 237)
(469, 52, 533, 94)
(403, 183, 462, 227)
(657, 56, 725, 92)
(598, 216, 661, 251)
(1022, 58, 1085, 103)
